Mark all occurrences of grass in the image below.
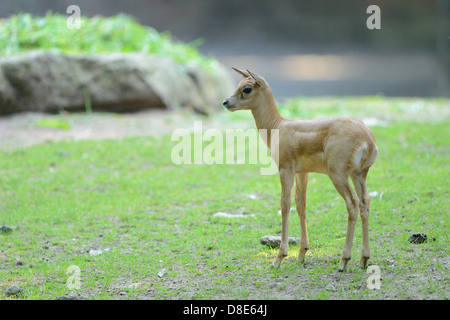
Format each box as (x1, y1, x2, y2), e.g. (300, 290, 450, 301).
(0, 13, 218, 72)
(34, 119, 71, 130)
(0, 97, 449, 300)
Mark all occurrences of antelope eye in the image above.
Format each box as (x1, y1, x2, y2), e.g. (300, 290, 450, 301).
(243, 87, 252, 94)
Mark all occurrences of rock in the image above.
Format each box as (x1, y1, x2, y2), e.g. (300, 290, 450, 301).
(6, 285, 22, 296)
(214, 211, 255, 218)
(55, 294, 84, 300)
(0, 225, 13, 234)
(88, 248, 110, 256)
(260, 235, 300, 248)
(408, 233, 435, 244)
(325, 284, 336, 292)
(0, 71, 15, 114)
(369, 191, 379, 198)
(157, 268, 167, 278)
(245, 193, 263, 200)
(0, 51, 233, 115)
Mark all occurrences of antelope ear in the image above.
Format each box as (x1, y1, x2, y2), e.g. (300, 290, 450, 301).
(232, 67, 250, 78)
(247, 70, 266, 87)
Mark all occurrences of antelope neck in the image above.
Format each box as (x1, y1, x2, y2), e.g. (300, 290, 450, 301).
(250, 88, 284, 131)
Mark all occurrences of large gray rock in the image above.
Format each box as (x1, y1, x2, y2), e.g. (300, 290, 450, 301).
(0, 51, 233, 115)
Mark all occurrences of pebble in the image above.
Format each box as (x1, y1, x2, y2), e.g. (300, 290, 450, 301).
(157, 268, 167, 278)
(325, 284, 336, 292)
(6, 285, 22, 296)
(214, 212, 255, 218)
(88, 248, 110, 256)
(260, 235, 300, 248)
(0, 225, 13, 234)
(55, 295, 84, 300)
(408, 233, 435, 244)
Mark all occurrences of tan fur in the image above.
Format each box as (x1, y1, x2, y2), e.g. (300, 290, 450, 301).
(223, 68, 378, 271)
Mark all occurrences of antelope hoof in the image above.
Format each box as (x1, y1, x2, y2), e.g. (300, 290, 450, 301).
(338, 258, 350, 272)
(298, 254, 306, 264)
(272, 253, 287, 268)
(298, 249, 308, 264)
(271, 258, 282, 268)
(359, 256, 370, 269)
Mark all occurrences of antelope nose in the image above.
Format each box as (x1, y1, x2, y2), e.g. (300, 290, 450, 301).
(222, 99, 229, 106)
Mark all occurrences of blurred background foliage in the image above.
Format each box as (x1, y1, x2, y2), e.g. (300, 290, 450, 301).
(0, 13, 216, 70)
(0, 0, 445, 52)
(0, 0, 448, 97)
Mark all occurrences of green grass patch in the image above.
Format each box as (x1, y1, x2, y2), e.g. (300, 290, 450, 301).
(34, 119, 71, 130)
(0, 97, 448, 300)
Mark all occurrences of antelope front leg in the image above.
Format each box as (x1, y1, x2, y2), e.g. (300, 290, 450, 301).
(272, 168, 294, 268)
(295, 173, 309, 264)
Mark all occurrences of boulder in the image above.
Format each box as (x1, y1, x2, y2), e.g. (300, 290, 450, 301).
(0, 51, 234, 115)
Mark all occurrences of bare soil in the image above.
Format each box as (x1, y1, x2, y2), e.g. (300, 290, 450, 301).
(0, 110, 221, 150)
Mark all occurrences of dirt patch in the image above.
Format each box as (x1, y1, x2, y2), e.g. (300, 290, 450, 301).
(0, 110, 227, 150)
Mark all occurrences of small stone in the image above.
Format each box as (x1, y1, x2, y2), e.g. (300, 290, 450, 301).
(325, 284, 336, 292)
(0, 225, 13, 234)
(55, 295, 84, 300)
(408, 233, 429, 244)
(88, 248, 110, 256)
(157, 268, 167, 278)
(214, 211, 255, 218)
(119, 291, 127, 296)
(6, 285, 22, 296)
(260, 235, 300, 248)
(245, 193, 263, 200)
(369, 191, 379, 198)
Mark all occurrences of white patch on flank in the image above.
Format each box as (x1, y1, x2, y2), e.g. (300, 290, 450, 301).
(354, 143, 368, 168)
